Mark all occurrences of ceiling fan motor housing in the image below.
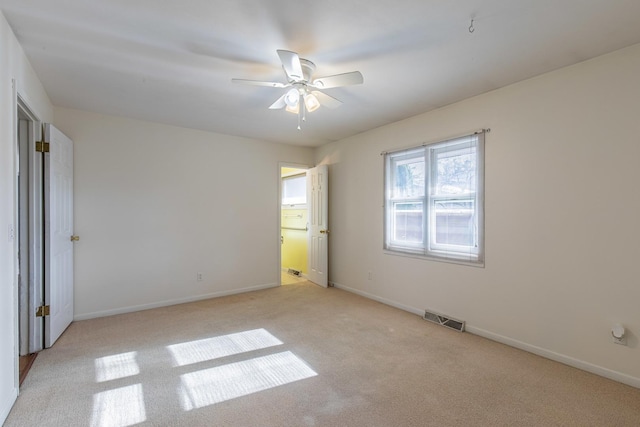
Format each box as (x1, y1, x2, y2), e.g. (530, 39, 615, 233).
(297, 59, 316, 83)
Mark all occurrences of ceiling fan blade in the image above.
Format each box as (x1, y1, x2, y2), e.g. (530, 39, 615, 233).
(277, 50, 304, 81)
(311, 71, 364, 89)
(232, 78, 288, 88)
(269, 94, 287, 109)
(312, 91, 342, 109)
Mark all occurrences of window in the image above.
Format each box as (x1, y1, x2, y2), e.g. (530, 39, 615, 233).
(282, 174, 307, 206)
(384, 132, 485, 265)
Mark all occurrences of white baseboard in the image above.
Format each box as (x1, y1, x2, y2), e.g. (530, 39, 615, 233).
(332, 282, 424, 316)
(465, 325, 640, 389)
(0, 386, 18, 426)
(74, 282, 279, 321)
(332, 281, 640, 389)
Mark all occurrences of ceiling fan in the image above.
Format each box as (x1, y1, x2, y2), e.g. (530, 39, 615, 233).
(232, 50, 364, 129)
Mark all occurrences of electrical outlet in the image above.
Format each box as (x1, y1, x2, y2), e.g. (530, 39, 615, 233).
(196, 272, 203, 282)
(613, 336, 627, 346)
(612, 324, 627, 345)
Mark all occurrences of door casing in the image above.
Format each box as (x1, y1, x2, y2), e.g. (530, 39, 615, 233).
(16, 96, 44, 356)
(278, 163, 310, 285)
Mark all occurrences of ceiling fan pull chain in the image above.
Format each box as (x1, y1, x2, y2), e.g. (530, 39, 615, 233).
(301, 94, 306, 122)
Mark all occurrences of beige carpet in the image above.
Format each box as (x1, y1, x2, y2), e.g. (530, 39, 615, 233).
(6, 281, 640, 426)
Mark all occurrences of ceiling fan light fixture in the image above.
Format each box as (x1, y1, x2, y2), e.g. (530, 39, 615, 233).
(284, 88, 299, 108)
(304, 93, 321, 113)
(285, 103, 300, 114)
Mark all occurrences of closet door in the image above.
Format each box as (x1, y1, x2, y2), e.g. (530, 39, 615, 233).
(44, 124, 74, 348)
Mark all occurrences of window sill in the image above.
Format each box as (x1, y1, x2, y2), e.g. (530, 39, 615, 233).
(383, 249, 485, 268)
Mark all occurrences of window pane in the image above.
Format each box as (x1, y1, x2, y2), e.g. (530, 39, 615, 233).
(383, 131, 483, 264)
(282, 175, 306, 205)
(434, 146, 476, 195)
(434, 200, 475, 246)
(393, 202, 423, 243)
(393, 157, 424, 198)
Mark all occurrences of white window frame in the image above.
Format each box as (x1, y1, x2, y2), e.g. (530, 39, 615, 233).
(384, 131, 485, 266)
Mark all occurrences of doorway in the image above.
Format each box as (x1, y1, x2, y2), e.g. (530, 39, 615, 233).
(280, 166, 309, 285)
(16, 97, 44, 384)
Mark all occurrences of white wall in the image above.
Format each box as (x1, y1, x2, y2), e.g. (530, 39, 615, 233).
(53, 108, 314, 319)
(2, 18, 638, 427)
(0, 11, 53, 425)
(316, 43, 640, 387)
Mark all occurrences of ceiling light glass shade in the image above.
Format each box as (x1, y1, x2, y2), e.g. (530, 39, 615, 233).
(304, 93, 320, 112)
(285, 103, 300, 114)
(284, 88, 299, 108)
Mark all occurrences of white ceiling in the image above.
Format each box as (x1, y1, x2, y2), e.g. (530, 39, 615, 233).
(2, 1, 640, 147)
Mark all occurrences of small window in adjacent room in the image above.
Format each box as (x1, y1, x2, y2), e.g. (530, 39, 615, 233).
(383, 131, 485, 265)
(282, 174, 307, 206)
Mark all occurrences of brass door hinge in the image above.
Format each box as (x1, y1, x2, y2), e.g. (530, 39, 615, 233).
(36, 305, 50, 317)
(36, 141, 50, 153)
(36, 123, 50, 152)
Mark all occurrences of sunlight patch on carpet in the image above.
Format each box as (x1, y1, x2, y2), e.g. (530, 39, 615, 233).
(167, 328, 283, 367)
(95, 351, 140, 382)
(178, 351, 317, 410)
(91, 384, 146, 427)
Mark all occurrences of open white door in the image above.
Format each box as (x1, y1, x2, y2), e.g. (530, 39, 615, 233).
(44, 124, 74, 348)
(307, 165, 328, 287)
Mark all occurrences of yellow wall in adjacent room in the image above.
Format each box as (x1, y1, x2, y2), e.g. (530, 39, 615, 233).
(281, 208, 307, 274)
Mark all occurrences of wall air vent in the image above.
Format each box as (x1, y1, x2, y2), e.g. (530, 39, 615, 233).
(423, 309, 465, 332)
(287, 268, 301, 277)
